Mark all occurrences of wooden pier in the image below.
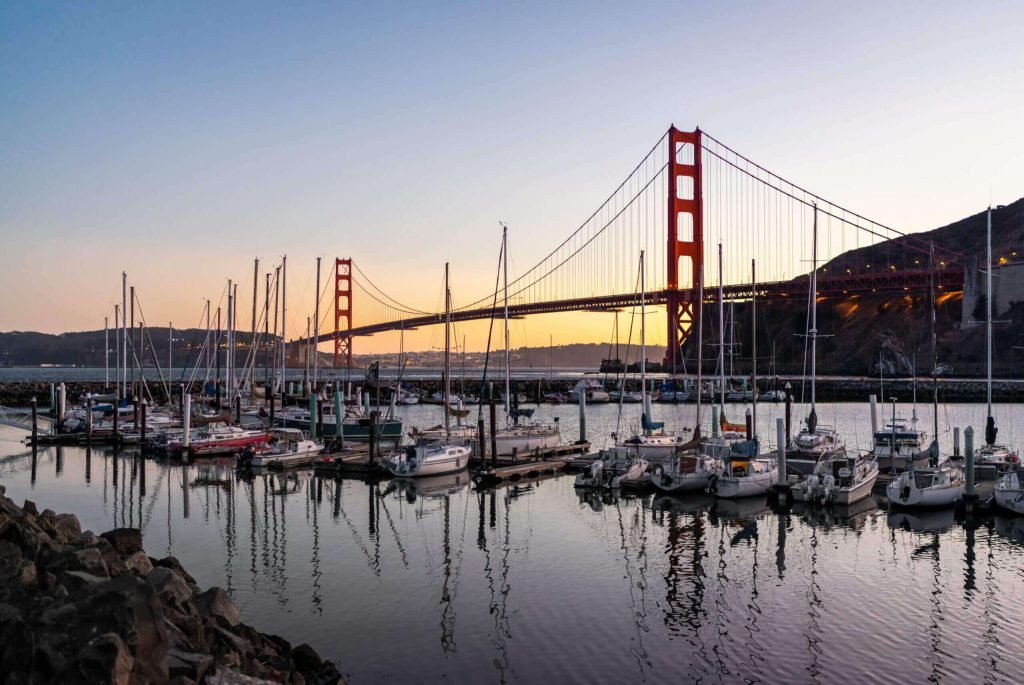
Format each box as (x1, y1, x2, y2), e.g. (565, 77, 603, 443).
(312, 445, 385, 478)
(473, 460, 566, 484)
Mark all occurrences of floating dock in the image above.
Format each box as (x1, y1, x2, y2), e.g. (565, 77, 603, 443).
(473, 460, 566, 484)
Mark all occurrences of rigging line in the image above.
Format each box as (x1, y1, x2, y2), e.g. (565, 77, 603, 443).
(459, 161, 670, 310)
(701, 145, 958, 262)
(700, 130, 965, 256)
(351, 261, 432, 315)
(456, 130, 670, 311)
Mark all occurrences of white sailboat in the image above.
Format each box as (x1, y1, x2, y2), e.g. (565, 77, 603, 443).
(788, 207, 845, 476)
(710, 259, 778, 499)
(976, 207, 1019, 476)
(385, 264, 471, 478)
(886, 246, 964, 508)
(994, 469, 1024, 514)
(615, 250, 690, 459)
(652, 263, 721, 493)
(492, 225, 560, 455)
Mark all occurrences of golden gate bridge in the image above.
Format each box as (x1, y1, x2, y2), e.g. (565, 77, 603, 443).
(318, 126, 966, 367)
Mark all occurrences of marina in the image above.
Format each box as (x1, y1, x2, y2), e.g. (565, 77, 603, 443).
(4, 397, 1024, 683)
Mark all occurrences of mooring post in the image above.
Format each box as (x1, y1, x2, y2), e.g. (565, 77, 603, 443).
(30, 397, 38, 445)
(578, 389, 587, 443)
(308, 392, 318, 441)
(964, 426, 975, 499)
(235, 395, 241, 426)
(363, 391, 370, 416)
(489, 400, 498, 467)
(786, 382, 794, 446)
(333, 388, 344, 446)
(745, 408, 752, 440)
(112, 388, 120, 445)
(776, 417, 787, 487)
(869, 394, 878, 436)
(268, 383, 276, 426)
(477, 415, 487, 467)
(712, 406, 720, 439)
(953, 427, 960, 457)
(368, 410, 378, 465)
(182, 393, 192, 455)
(511, 447, 518, 466)
(57, 382, 66, 433)
(49, 383, 56, 418)
(318, 397, 325, 439)
(86, 398, 93, 444)
(140, 399, 147, 444)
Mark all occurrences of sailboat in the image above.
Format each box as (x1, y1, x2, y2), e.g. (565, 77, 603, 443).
(886, 245, 965, 508)
(492, 226, 560, 456)
(385, 264, 471, 478)
(652, 263, 724, 493)
(615, 251, 691, 459)
(976, 206, 1019, 476)
(708, 259, 779, 499)
(873, 364, 930, 473)
(787, 207, 846, 476)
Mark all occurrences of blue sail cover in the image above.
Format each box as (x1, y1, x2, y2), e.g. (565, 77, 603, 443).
(641, 413, 665, 431)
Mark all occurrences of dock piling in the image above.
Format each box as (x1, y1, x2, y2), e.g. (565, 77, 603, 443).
(489, 400, 498, 467)
(368, 411, 378, 465)
(712, 406, 720, 438)
(86, 398, 93, 444)
(776, 417, 786, 485)
(183, 393, 192, 452)
(578, 390, 586, 442)
(57, 382, 66, 433)
(965, 426, 975, 498)
(30, 397, 37, 444)
(140, 399, 147, 444)
(333, 388, 344, 446)
(869, 394, 878, 436)
(953, 427, 960, 457)
(308, 393, 318, 440)
(784, 382, 792, 445)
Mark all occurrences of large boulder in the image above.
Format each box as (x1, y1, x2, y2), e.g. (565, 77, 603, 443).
(99, 529, 143, 556)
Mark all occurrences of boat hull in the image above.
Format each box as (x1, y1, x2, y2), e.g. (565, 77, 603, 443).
(275, 416, 403, 442)
(385, 448, 470, 478)
(713, 469, 777, 498)
(493, 430, 560, 456)
(887, 481, 963, 508)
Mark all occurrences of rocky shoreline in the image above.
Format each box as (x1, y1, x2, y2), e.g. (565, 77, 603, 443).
(2, 377, 1024, 407)
(0, 485, 345, 684)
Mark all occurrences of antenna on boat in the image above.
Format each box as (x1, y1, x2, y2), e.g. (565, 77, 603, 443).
(444, 262, 451, 436)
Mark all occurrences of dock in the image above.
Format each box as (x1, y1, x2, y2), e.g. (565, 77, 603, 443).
(312, 445, 385, 478)
(473, 460, 566, 484)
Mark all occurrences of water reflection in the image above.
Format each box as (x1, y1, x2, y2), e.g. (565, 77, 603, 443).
(4, 436, 1024, 683)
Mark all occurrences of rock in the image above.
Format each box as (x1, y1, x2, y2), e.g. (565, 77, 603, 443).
(164, 648, 213, 682)
(73, 548, 110, 577)
(124, 551, 153, 576)
(153, 556, 196, 585)
(54, 513, 82, 541)
(22, 500, 38, 516)
(96, 539, 128, 577)
(147, 566, 193, 608)
(206, 668, 282, 685)
(0, 539, 22, 566)
(20, 560, 36, 586)
(289, 643, 323, 675)
(76, 633, 134, 685)
(59, 570, 107, 592)
(99, 528, 142, 556)
(196, 587, 239, 628)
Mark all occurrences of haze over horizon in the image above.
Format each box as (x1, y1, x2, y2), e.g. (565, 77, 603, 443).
(2, 1, 1023, 353)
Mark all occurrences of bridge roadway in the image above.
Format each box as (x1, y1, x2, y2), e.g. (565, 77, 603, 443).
(313, 266, 963, 343)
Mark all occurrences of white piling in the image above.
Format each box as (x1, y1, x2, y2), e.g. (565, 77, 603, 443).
(869, 394, 878, 436)
(776, 417, 787, 486)
(182, 394, 192, 449)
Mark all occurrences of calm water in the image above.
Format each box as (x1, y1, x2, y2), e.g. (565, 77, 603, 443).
(2, 402, 1024, 684)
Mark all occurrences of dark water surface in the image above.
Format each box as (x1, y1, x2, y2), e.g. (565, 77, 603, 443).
(2, 402, 1024, 684)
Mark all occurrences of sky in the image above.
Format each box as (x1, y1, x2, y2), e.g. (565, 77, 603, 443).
(2, 1, 1023, 355)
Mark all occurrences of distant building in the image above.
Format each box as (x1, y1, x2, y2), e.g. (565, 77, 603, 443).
(961, 258, 1024, 327)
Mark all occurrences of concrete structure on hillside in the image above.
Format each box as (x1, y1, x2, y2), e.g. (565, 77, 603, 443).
(961, 257, 1024, 328)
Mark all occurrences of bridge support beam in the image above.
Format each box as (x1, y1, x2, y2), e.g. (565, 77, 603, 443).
(334, 258, 353, 369)
(665, 127, 703, 367)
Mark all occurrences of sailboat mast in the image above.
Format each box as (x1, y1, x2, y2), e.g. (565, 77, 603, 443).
(986, 205, 993, 418)
(314, 256, 321, 390)
(502, 225, 511, 417)
(252, 258, 258, 380)
(444, 263, 451, 432)
(640, 250, 648, 422)
(718, 243, 725, 407)
(104, 316, 109, 389)
(281, 255, 287, 387)
(930, 243, 938, 440)
(810, 206, 819, 412)
(121, 272, 127, 397)
(751, 258, 757, 440)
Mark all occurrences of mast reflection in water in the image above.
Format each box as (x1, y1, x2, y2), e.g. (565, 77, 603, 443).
(2, 428, 1024, 683)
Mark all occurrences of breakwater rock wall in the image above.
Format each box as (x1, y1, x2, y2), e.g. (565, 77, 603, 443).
(0, 485, 345, 684)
